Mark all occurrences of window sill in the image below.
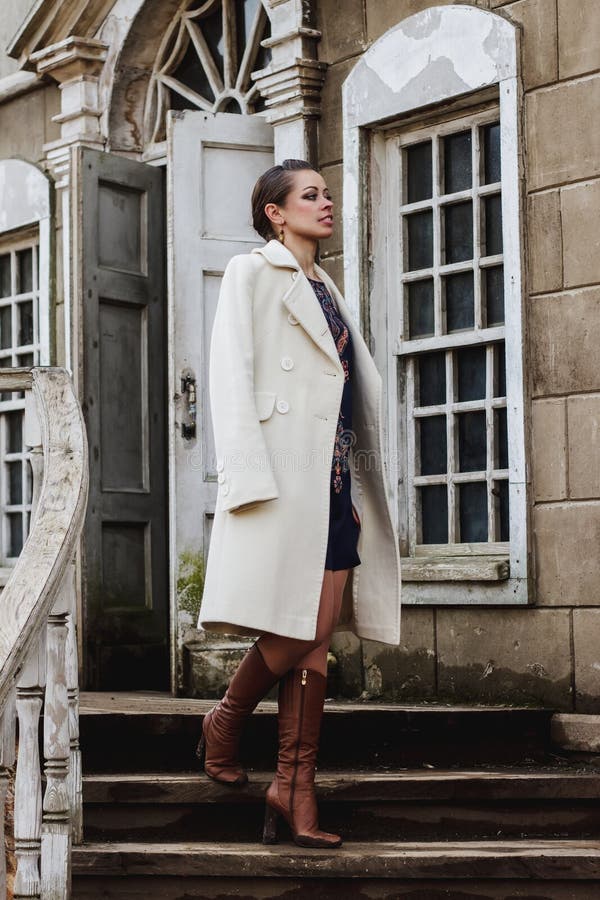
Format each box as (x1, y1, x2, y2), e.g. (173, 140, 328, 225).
(401, 556, 510, 582)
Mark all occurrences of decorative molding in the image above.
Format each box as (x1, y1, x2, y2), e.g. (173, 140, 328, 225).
(252, 58, 327, 126)
(30, 37, 108, 146)
(8, 0, 117, 70)
(0, 71, 41, 106)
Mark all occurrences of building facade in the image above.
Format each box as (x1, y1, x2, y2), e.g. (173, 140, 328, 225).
(0, 0, 598, 711)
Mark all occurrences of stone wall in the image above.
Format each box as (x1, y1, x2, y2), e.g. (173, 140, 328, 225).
(320, 0, 600, 711)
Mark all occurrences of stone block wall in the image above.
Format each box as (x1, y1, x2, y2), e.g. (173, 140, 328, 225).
(321, 0, 600, 710)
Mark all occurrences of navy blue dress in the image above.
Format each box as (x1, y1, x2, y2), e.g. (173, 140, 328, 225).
(308, 277, 361, 571)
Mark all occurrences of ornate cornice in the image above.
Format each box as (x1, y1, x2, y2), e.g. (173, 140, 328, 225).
(8, 0, 117, 70)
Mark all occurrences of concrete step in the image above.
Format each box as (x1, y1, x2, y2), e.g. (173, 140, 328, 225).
(82, 768, 600, 843)
(71, 839, 600, 899)
(79, 694, 554, 771)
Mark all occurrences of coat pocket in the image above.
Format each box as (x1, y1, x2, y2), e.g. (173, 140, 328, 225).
(254, 390, 277, 421)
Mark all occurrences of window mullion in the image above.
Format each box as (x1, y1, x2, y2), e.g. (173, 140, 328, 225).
(446, 349, 457, 543)
(486, 344, 495, 541)
(473, 122, 483, 330)
(432, 135, 442, 336)
(407, 357, 418, 554)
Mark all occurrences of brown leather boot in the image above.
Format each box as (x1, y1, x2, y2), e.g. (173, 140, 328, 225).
(263, 667, 342, 848)
(196, 643, 278, 785)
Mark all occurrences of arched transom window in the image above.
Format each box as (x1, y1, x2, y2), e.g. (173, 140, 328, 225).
(145, 0, 271, 144)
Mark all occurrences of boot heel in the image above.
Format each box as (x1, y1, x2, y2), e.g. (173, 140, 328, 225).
(262, 804, 280, 844)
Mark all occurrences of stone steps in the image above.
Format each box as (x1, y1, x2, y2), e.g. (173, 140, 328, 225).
(74, 697, 600, 897)
(71, 839, 600, 898)
(82, 768, 600, 843)
(79, 694, 554, 771)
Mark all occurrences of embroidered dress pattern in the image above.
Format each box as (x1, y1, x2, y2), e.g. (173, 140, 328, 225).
(308, 277, 361, 570)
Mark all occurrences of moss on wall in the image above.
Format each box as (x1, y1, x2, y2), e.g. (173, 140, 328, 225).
(177, 549, 205, 619)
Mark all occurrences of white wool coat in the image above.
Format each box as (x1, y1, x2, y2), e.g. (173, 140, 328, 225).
(198, 239, 401, 645)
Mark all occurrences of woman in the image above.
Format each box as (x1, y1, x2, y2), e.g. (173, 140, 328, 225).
(196, 159, 401, 849)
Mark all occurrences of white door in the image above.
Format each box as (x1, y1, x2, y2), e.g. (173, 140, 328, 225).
(166, 110, 274, 691)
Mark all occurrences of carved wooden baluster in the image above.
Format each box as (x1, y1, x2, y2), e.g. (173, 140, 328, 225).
(14, 635, 46, 899)
(40, 571, 71, 900)
(1, 686, 16, 899)
(65, 560, 82, 844)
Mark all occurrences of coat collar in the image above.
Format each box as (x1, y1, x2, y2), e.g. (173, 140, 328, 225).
(251, 239, 301, 270)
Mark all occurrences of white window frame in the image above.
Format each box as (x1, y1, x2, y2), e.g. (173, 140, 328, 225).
(342, 5, 529, 605)
(0, 159, 52, 577)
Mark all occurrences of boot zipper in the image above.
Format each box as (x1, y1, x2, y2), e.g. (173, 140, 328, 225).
(289, 669, 307, 820)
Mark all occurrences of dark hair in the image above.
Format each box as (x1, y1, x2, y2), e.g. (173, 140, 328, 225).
(251, 159, 315, 241)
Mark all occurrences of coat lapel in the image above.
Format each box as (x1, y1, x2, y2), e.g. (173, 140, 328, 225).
(252, 241, 342, 370)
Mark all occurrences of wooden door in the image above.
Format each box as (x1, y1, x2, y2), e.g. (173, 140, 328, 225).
(79, 148, 169, 690)
(166, 111, 273, 692)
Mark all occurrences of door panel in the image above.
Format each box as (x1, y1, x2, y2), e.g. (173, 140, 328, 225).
(166, 111, 273, 692)
(80, 148, 169, 690)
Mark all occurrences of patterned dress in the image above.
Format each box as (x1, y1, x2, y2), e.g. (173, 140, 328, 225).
(308, 277, 361, 571)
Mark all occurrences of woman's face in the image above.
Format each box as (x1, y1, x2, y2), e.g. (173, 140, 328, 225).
(271, 170, 334, 241)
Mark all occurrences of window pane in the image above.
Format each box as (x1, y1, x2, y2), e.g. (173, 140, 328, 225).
(459, 482, 488, 542)
(495, 479, 509, 541)
(235, 0, 260, 64)
(418, 351, 446, 406)
(8, 461, 22, 504)
(444, 202, 473, 263)
(25, 459, 32, 504)
(443, 130, 472, 194)
(494, 343, 506, 398)
(202, 5, 225, 79)
(18, 301, 33, 346)
(18, 352, 34, 368)
(420, 484, 448, 544)
(17, 248, 33, 293)
(7, 411, 22, 453)
(0, 255, 10, 298)
(0, 305, 11, 349)
(495, 407, 508, 469)
(483, 194, 503, 256)
(419, 415, 447, 475)
(457, 345, 486, 402)
(482, 122, 501, 184)
(406, 210, 433, 270)
(408, 279, 434, 338)
(406, 141, 432, 203)
(458, 411, 487, 472)
(8, 511, 23, 557)
(171, 39, 216, 107)
(485, 265, 504, 326)
(445, 270, 474, 332)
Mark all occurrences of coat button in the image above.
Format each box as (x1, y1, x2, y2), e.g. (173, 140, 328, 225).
(276, 399, 290, 414)
(281, 356, 294, 371)
(217, 472, 225, 483)
(291, 271, 298, 281)
(222, 483, 229, 496)
(287, 312, 299, 325)
(216, 460, 224, 472)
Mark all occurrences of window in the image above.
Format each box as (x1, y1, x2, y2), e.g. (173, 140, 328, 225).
(145, 0, 272, 144)
(393, 111, 509, 555)
(0, 233, 42, 560)
(343, 5, 527, 603)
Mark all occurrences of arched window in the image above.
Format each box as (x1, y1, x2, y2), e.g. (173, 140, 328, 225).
(343, 6, 528, 604)
(144, 0, 271, 144)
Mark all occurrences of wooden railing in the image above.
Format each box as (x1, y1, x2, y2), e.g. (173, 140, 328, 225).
(0, 368, 89, 899)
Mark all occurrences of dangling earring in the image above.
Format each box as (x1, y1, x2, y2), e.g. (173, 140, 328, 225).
(279, 229, 285, 244)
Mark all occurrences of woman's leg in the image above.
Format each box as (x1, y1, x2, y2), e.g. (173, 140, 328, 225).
(263, 567, 350, 848)
(257, 567, 350, 677)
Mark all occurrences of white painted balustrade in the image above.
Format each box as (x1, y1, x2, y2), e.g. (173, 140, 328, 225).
(0, 368, 89, 899)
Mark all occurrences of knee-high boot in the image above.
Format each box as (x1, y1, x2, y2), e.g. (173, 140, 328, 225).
(263, 667, 342, 848)
(196, 643, 279, 785)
